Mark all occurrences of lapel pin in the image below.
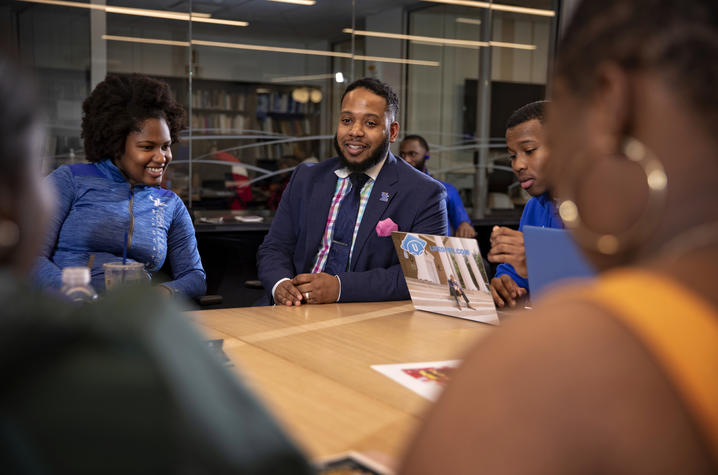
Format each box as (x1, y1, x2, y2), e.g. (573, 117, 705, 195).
(380, 192, 390, 202)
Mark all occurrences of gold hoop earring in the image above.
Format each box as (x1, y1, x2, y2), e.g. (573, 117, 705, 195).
(557, 136, 668, 255)
(0, 220, 19, 249)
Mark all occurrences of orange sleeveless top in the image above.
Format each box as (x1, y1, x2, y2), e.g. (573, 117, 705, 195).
(581, 270, 718, 463)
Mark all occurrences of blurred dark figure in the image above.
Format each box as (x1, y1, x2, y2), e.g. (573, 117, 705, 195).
(0, 52, 312, 474)
(266, 155, 301, 211)
(210, 145, 253, 210)
(401, 0, 718, 473)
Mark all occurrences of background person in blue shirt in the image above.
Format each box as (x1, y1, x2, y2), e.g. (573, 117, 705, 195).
(488, 101, 562, 308)
(399, 135, 477, 238)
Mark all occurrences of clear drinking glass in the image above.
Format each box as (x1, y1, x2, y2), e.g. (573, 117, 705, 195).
(103, 262, 148, 290)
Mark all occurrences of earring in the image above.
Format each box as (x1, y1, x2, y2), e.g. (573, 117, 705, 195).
(557, 136, 668, 255)
(0, 220, 19, 249)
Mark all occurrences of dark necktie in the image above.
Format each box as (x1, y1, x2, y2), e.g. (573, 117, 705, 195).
(323, 173, 370, 275)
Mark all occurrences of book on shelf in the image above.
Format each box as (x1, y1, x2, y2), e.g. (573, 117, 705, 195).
(191, 113, 246, 132)
(192, 88, 247, 112)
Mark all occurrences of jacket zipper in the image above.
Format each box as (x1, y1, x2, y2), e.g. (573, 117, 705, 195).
(127, 185, 135, 249)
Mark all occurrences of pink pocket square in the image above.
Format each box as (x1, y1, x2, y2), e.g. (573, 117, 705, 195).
(376, 218, 398, 237)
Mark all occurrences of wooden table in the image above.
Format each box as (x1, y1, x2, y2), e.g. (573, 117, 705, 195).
(190, 301, 495, 462)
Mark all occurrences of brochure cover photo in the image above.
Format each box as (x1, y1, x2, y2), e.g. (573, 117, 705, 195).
(392, 232, 499, 325)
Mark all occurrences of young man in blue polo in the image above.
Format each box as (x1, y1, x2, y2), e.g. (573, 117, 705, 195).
(488, 101, 563, 308)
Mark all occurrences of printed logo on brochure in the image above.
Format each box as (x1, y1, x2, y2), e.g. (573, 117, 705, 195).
(401, 234, 427, 256)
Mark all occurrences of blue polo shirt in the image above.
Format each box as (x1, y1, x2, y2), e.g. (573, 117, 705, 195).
(440, 180, 472, 234)
(494, 193, 563, 291)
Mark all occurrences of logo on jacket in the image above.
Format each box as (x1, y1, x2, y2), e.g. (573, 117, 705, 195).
(380, 191, 390, 202)
(401, 234, 427, 256)
(151, 196, 166, 208)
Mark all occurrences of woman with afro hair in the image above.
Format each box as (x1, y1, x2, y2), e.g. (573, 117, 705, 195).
(33, 74, 206, 297)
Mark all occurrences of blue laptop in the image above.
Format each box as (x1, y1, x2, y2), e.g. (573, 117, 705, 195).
(523, 225, 595, 299)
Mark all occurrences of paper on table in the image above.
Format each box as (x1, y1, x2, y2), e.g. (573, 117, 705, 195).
(234, 215, 263, 223)
(316, 450, 393, 475)
(371, 360, 460, 401)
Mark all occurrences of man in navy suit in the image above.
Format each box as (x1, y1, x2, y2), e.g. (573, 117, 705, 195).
(257, 78, 448, 305)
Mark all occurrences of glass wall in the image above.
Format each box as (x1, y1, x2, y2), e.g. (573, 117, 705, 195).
(2, 0, 558, 222)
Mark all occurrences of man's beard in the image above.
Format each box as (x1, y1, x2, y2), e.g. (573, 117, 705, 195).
(334, 133, 390, 173)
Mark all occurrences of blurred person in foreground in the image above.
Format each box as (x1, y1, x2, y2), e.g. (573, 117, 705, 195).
(0, 54, 311, 473)
(399, 135, 476, 238)
(401, 0, 718, 473)
(488, 100, 563, 308)
(33, 74, 205, 298)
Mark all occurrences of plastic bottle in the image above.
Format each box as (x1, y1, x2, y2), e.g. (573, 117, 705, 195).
(60, 266, 98, 303)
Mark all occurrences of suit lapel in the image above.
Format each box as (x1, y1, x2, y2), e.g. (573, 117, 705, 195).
(303, 164, 339, 271)
(350, 153, 399, 269)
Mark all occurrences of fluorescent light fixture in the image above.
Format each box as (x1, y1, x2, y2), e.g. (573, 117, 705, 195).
(423, 0, 555, 17)
(270, 73, 337, 83)
(192, 39, 351, 58)
(20, 0, 248, 26)
(188, 17, 249, 27)
(267, 0, 316, 4)
(191, 39, 441, 66)
(343, 28, 535, 51)
(103, 35, 441, 67)
(344, 28, 488, 48)
(456, 17, 482, 25)
(489, 40, 536, 50)
(354, 53, 442, 65)
(103, 34, 190, 47)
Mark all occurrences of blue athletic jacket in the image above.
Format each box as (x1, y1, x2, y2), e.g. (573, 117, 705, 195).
(33, 159, 206, 297)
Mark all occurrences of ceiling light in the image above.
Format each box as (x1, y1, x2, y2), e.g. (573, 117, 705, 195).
(423, 0, 555, 17)
(20, 0, 248, 26)
(102, 35, 441, 67)
(456, 17, 482, 25)
(270, 73, 337, 83)
(343, 28, 535, 51)
(191, 38, 441, 66)
(184, 17, 248, 27)
(345, 28, 488, 48)
(292, 88, 310, 103)
(267, 0, 316, 4)
(103, 34, 190, 47)
(353, 54, 441, 65)
(489, 40, 536, 50)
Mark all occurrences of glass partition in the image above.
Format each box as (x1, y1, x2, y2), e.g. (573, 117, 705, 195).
(3, 0, 558, 221)
(406, 0, 556, 219)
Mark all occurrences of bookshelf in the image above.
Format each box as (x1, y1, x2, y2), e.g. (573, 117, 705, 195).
(157, 75, 323, 209)
(174, 77, 322, 160)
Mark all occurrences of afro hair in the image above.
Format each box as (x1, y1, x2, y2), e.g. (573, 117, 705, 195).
(81, 74, 186, 163)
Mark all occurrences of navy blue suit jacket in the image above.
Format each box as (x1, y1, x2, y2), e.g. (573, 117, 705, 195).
(257, 152, 448, 302)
